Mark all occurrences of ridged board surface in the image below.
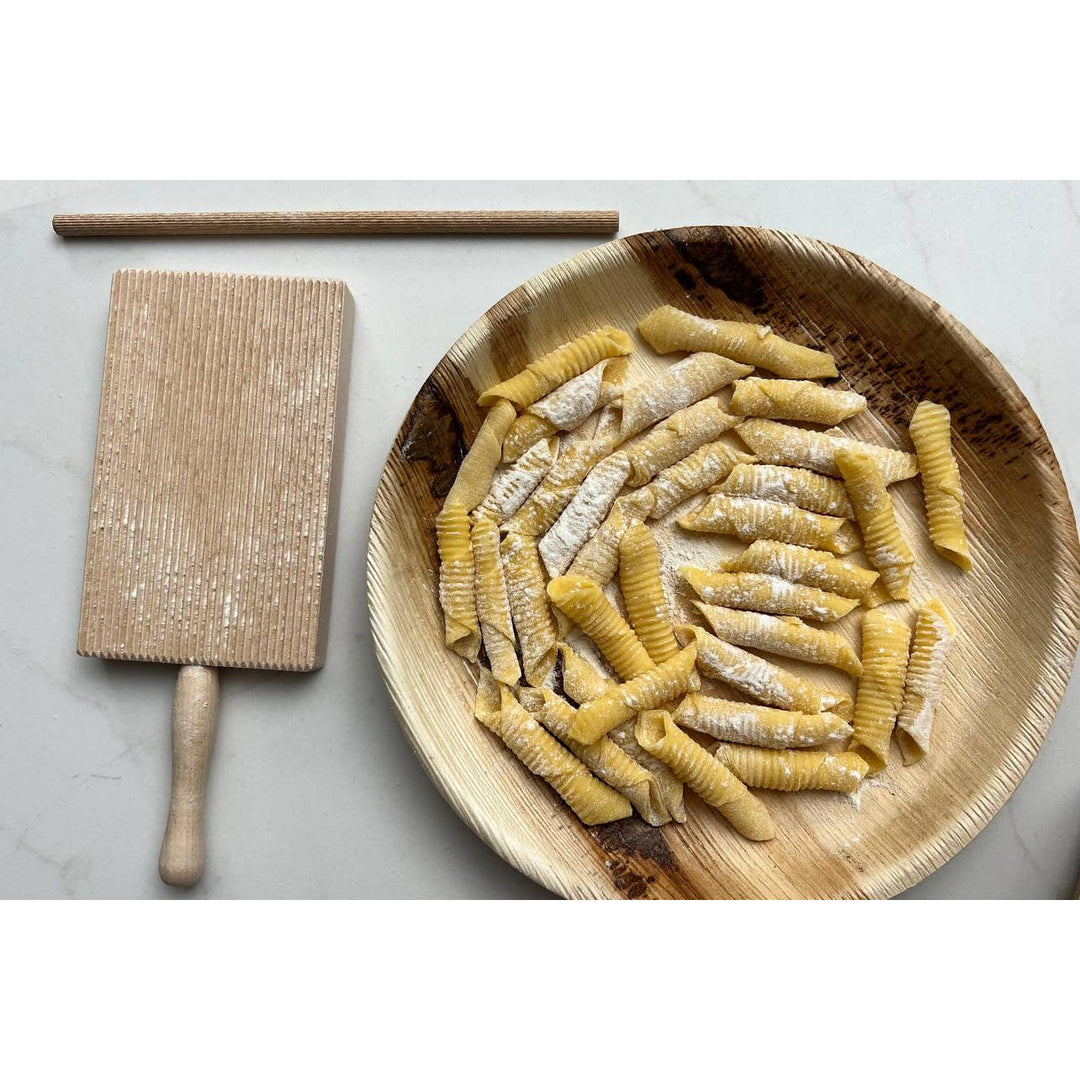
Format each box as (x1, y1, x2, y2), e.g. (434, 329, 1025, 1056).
(78, 268, 350, 671)
(367, 226, 1080, 899)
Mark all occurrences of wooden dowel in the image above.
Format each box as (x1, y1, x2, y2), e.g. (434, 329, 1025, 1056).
(52, 209, 620, 237)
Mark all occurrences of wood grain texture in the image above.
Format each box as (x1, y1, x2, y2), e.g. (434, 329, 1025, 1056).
(77, 268, 352, 671)
(367, 226, 1080, 900)
(53, 210, 619, 237)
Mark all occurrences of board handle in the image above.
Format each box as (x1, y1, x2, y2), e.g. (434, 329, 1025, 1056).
(159, 665, 220, 887)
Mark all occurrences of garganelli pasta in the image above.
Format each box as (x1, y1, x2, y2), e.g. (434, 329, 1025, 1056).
(736, 418, 918, 485)
(678, 493, 861, 555)
(478, 326, 632, 408)
(634, 711, 776, 840)
(729, 377, 866, 425)
(896, 598, 958, 764)
(622, 398, 740, 486)
(909, 400, 972, 571)
(715, 745, 870, 793)
(638, 306, 838, 379)
(850, 608, 912, 774)
(616, 351, 751, 442)
(567, 488, 655, 586)
(435, 502, 479, 660)
(673, 693, 853, 748)
(471, 515, 520, 685)
(476, 437, 558, 523)
(679, 567, 860, 622)
(500, 531, 557, 687)
(719, 539, 878, 600)
(717, 463, 854, 519)
(835, 445, 914, 601)
(643, 441, 754, 519)
(694, 602, 862, 676)
(618, 522, 679, 663)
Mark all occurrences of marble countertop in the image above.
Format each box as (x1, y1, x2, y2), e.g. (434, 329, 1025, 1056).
(2, 180, 1078, 899)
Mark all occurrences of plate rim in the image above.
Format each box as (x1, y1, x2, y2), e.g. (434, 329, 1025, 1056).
(367, 224, 1080, 899)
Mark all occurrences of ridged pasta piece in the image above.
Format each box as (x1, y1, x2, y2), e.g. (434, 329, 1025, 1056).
(488, 687, 632, 825)
(896, 598, 958, 764)
(622, 398, 741, 486)
(557, 644, 687, 823)
(718, 463, 853, 519)
(720, 539, 878, 600)
(715, 745, 870, 793)
(478, 326, 632, 408)
(678, 493, 861, 555)
(675, 624, 833, 713)
(694, 602, 862, 676)
(476, 438, 558, 523)
(501, 359, 626, 462)
(850, 608, 912, 774)
(474, 667, 503, 731)
(539, 453, 631, 576)
(616, 351, 752, 442)
(835, 446, 914, 601)
(547, 574, 653, 679)
(435, 501, 479, 660)
(736, 419, 918, 485)
(506, 429, 615, 536)
(634, 711, 776, 840)
(500, 532, 557, 686)
(909, 401, 972, 571)
(679, 567, 859, 622)
(569, 645, 698, 744)
(861, 580, 893, 609)
(638, 306, 838, 379)
(643, 442, 755, 519)
(538, 690, 669, 825)
(618, 523, 679, 663)
(444, 399, 517, 511)
(567, 488, 654, 586)
(730, 377, 866, 425)
(673, 693, 853, 748)
(471, 515, 520, 684)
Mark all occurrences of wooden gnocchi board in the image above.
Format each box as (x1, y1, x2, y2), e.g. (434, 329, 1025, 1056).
(367, 226, 1080, 899)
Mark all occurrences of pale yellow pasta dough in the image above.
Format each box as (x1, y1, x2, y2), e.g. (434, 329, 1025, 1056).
(896, 598, 958, 764)
(679, 567, 859, 622)
(850, 608, 912, 774)
(471, 515, 520, 685)
(643, 442, 755, 519)
(619, 522, 679, 663)
(500, 532, 557, 687)
(730, 377, 866, 425)
(718, 463, 853, 519)
(716, 745, 870, 793)
(673, 693, 853, 748)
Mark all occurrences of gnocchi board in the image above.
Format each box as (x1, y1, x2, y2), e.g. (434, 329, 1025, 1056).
(367, 226, 1080, 900)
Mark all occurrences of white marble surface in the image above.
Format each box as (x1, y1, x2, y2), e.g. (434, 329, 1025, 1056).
(1, 180, 1078, 899)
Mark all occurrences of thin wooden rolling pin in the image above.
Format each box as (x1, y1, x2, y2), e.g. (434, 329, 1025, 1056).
(53, 209, 619, 237)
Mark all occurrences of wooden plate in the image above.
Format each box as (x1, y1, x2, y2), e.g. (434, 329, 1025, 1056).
(367, 226, 1080, 899)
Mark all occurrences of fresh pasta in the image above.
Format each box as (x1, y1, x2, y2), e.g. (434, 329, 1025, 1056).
(539, 453, 631, 577)
(622, 398, 740, 486)
(694, 602, 862, 676)
(718, 463, 854, 519)
(537, 690, 670, 825)
(715, 745, 870, 793)
(444, 399, 518, 511)
(478, 326, 632, 408)
(642, 441, 755, 519)
(638, 306, 838, 379)
(634, 711, 776, 840)
(500, 532, 557, 686)
(567, 488, 655, 586)
(476, 437, 558, 523)
(730, 377, 866, 425)
(678, 493, 861, 555)
(679, 567, 860, 622)
(569, 645, 698, 744)
(616, 351, 751, 442)
(835, 445, 914, 601)
(557, 644, 687, 824)
(471, 515, 520, 685)
(483, 687, 632, 825)
(850, 608, 912, 774)
(501, 358, 626, 463)
(619, 522, 679, 663)
(909, 400, 972, 571)
(736, 419, 918, 485)
(719, 539, 878, 600)
(435, 502, 479, 660)
(896, 598, 958, 764)
(673, 693, 853, 748)
(547, 574, 654, 680)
